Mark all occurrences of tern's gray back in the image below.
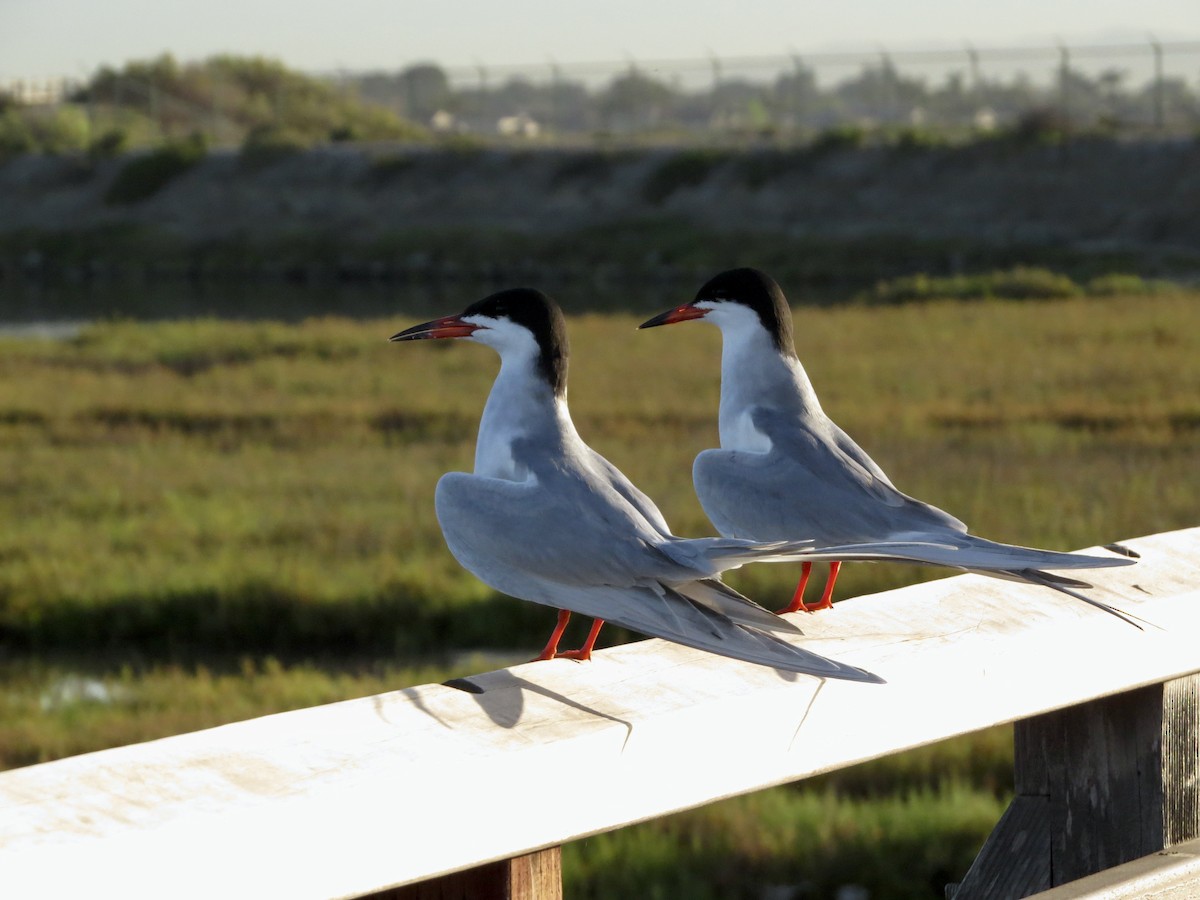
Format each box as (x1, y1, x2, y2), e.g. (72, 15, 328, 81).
(695, 404, 966, 544)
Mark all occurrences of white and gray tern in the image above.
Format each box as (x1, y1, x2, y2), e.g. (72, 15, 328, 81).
(639, 267, 1138, 623)
(391, 288, 959, 681)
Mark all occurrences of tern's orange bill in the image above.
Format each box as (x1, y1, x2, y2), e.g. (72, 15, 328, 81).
(638, 304, 708, 329)
(389, 315, 481, 342)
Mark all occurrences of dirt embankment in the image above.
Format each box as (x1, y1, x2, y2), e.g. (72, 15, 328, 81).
(2, 140, 1198, 275)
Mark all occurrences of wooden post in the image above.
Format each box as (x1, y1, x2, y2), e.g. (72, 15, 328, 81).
(953, 673, 1200, 898)
(365, 847, 562, 900)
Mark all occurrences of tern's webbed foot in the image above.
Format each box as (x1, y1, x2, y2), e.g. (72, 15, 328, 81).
(553, 648, 593, 661)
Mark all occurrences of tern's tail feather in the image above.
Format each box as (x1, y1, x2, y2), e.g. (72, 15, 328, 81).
(692, 534, 1137, 575)
(680, 578, 803, 635)
(899, 534, 1139, 574)
(691, 538, 962, 571)
(687, 535, 1142, 629)
(594, 581, 881, 682)
(1004, 568, 1151, 630)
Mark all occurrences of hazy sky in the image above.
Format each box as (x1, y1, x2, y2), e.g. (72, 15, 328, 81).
(2, 0, 1198, 79)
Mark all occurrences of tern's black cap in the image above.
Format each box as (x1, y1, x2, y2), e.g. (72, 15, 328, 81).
(694, 268, 797, 358)
(464, 288, 569, 397)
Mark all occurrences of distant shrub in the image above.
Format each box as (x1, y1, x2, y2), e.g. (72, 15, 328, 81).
(988, 267, 1079, 299)
(0, 106, 91, 157)
(104, 133, 207, 204)
(239, 124, 311, 169)
(87, 128, 130, 159)
(862, 267, 1082, 304)
(642, 149, 729, 204)
(35, 106, 91, 153)
(74, 53, 428, 153)
(434, 132, 487, 153)
(891, 125, 948, 152)
(809, 124, 869, 155)
(1085, 274, 1181, 297)
(1005, 107, 1072, 146)
(0, 110, 37, 157)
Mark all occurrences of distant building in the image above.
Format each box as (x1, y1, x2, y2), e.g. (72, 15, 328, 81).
(973, 107, 998, 131)
(496, 113, 540, 138)
(430, 109, 467, 132)
(2, 77, 72, 105)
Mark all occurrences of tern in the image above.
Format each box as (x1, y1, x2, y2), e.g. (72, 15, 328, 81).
(390, 288, 957, 681)
(640, 267, 1138, 622)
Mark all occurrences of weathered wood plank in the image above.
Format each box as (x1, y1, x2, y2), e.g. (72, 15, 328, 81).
(952, 796, 1051, 898)
(954, 673, 1200, 898)
(0, 528, 1197, 899)
(1164, 677, 1200, 847)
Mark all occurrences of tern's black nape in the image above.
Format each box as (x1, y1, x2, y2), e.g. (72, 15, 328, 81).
(462, 288, 570, 398)
(694, 268, 797, 359)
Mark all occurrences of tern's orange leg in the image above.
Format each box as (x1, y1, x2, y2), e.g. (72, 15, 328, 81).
(777, 561, 814, 614)
(802, 561, 842, 612)
(556, 619, 605, 661)
(533, 609, 572, 661)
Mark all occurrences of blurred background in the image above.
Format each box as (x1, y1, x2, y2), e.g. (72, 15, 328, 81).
(1, 2, 1199, 898)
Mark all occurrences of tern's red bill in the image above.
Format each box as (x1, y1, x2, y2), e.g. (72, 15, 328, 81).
(389, 315, 481, 342)
(638, 304, 709, 329)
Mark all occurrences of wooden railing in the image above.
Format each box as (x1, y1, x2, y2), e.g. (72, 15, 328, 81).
(1, 527, 1198, 899)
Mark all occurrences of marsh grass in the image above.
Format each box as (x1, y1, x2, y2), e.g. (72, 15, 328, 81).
(1, 293, 1197, 895)
(3, 297, 1197, 658)
(565, 780, 1007, 899)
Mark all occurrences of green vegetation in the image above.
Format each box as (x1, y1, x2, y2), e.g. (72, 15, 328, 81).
(0, 105, 92, 156)
(103, 133, 208, 204)
(566, 781, 1006, 899)
(0, 54, 427, 159)
(809, 122, 870, 154)
(859, 267, 1186, 304)
(642, 148, 732, 203)
(2, 292, 1197, 895)
(238, 123, 311, 169)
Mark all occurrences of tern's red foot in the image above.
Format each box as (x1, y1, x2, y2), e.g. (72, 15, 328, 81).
(554, 647, 593, 661)
(553, 618, 605, 662)
(776, 561, 814, 614)
(799, 561, 842, 612)
(533, 609, 572, 661)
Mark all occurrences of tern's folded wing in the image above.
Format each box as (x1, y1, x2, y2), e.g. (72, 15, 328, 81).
(434, 470, 681, 593)
(693, 407, 966, 543)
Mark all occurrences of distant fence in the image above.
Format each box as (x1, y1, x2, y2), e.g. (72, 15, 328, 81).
(422, 39, 1200, 136)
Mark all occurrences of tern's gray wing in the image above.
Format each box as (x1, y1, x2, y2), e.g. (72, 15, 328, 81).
(583, 447, 674, 538)
(435, 470, 679, 595)
(435, 471, 881, 680)
(694, 405, 966, 544)
(826, 419, 898, 489)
